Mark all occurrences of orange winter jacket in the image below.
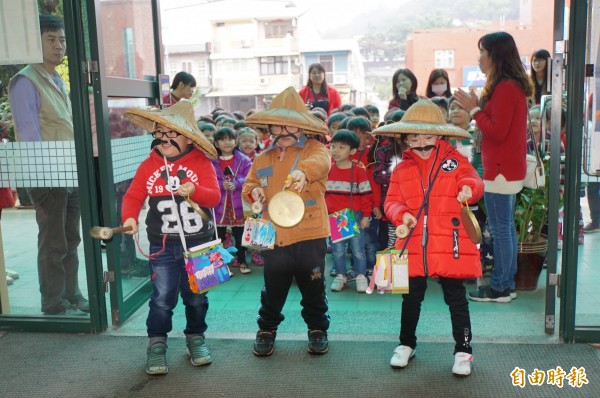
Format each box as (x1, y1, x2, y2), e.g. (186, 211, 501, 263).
(242, 135, 331, 247)
(384, 140, 484, 279)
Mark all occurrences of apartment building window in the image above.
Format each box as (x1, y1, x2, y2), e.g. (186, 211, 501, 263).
(318, 55, 334, 83)
(197, 61, 207, 79)
(181, 61, 193, 73)
(213, 59, 253, 73)
(264, 21, 293, 38)
(434, 50, 454, 68)
(260, 56, 289, 75)
(169, 63, 178, 77)
(123, 28, 136, 78)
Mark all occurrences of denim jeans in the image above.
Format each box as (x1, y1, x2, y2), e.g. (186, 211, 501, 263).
(331, 233, 366, 276)
(146, 242, 209, 339)
(362, 217, 379, 269)
(484, 192, 517, 291)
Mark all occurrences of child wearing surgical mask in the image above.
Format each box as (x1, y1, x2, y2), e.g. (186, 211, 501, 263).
(426, 69, 452, 98)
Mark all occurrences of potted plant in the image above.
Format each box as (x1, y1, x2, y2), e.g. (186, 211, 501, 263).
(514, 159, 551, 290)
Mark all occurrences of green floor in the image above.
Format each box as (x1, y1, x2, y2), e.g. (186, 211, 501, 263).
(2, 204, 600, 343)
(108, 251, 552, 344)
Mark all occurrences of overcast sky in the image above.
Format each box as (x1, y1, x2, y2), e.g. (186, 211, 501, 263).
(162, 0, 395, 34)
(292, 0, 392, 29)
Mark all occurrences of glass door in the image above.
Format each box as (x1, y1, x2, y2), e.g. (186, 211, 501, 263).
(85, 0, 162, 325)
(549, 0, 600, 343)
(563, 0, 600, 342)
(0, 0, 103, 332)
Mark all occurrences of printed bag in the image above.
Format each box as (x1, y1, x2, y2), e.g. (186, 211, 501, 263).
(366, 249, 409, 294)
(185, 239, 233, 294)
(241, 217, 276, 251)
(328, 208, 360, 243)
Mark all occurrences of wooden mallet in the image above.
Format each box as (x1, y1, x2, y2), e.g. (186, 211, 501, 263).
(395, 219, 416, 239)
(89, 226, 133, 240)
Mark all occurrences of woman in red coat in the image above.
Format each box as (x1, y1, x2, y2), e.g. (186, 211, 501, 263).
(298, 63, 342, 116)
(374, 99, 483, 377)
(454, 32, 533, 303)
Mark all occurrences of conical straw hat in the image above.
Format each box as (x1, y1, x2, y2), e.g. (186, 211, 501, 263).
(245, 86, 329, 135)
(125, 100, 217, 159)
(373, 99, 472, 140)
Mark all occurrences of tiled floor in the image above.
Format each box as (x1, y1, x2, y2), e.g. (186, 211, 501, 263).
(1, 200, 599, 342)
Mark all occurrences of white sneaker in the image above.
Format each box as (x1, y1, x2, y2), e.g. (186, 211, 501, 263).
(330, 274, 347, 292)
(355, 274, 368, 293)
(6, 269, 19, 280)
(452, 352, 472, 376)
(390, 345, 415, 368)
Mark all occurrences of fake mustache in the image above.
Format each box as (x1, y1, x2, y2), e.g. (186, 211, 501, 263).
(411, 145, 436, 152)
(151, 138, 182, 153)
(272, 133, 299, 146)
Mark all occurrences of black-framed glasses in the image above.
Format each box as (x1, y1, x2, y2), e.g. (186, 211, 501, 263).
(269, 125, 299, 135)
(151, 130, 181, 139)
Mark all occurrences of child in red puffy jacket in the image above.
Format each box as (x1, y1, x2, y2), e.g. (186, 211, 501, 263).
(375, 99, 483, 377)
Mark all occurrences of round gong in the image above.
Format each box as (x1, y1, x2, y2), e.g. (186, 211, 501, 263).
(460, 205, 482, 244)
(268, 190, 305, 228)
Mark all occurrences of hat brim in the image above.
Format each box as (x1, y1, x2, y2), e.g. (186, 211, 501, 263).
(125, 108, 218, 159)
(373, 121, 472, 140)
(245, 108, 329, 136)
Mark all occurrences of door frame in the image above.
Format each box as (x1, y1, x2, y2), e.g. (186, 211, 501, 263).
(85, 0, 163, 326)
(0, 0, 104, 333)
(559, 0, 600, 343)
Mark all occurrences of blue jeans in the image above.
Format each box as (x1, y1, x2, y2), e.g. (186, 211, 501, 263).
(362, 217, 379, 269)
(484, 192, 517, 292)
(146, 242, 209, 339)
(331, 232, 366, 276)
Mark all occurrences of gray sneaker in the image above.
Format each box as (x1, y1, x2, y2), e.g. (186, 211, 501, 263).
(186, 336, 212, 366)
(72, 298, 90, 313)
(146, 343, 168, 375)
(307, 330, 329, 355)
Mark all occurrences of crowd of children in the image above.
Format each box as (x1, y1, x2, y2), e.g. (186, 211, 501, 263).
(121, 41, 570, 376)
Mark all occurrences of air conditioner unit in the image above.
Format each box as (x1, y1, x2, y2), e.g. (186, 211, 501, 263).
(259, 77, 269, 86)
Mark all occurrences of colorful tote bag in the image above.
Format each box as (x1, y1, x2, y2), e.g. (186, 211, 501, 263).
(242, 217, 276, 251)
(328, 208, 360, 243)
(185, 239, 234, 294)
(366, 249, 409, 294)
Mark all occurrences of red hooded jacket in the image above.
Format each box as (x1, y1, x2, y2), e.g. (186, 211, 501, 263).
(384, 140, 484, 279)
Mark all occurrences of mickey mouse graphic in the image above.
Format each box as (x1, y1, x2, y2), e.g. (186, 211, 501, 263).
(161, 169, 188, 193)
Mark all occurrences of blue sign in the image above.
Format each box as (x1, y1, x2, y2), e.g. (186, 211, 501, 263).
(462, 66, 486, 87)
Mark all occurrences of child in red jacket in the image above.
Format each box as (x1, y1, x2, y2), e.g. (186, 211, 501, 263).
(326, 130, 373, 293)
(375, 99, 483, 377)
(122, 101, 220, 375)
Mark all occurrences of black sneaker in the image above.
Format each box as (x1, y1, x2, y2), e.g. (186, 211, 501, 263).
(583, 222, 600, 234)
(468, 285, 512, 303)
(307, 330, 329, 355)
(253, 330, 276, 357)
